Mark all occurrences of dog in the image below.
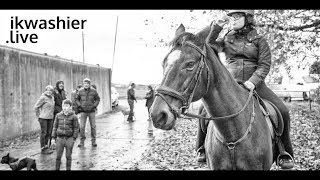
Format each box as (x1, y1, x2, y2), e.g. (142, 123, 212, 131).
(121, 108, 136, 122)
(1, 153, 37, 171)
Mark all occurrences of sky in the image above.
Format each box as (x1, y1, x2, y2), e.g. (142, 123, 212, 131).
(0, 10, 188, 85)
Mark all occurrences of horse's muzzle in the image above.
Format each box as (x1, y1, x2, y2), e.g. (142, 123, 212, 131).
(151, 110, 168, 129)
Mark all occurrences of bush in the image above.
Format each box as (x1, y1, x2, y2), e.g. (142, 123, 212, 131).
(310, 85, 320, 104)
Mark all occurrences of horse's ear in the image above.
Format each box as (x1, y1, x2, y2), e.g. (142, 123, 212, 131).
(175, 24, 185, 37)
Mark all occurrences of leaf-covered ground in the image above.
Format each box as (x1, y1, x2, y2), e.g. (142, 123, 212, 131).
(136, 101, 320, 170)
(1, 101, 319, 170)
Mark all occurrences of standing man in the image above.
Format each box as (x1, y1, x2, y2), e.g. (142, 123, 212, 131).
(127, 82, 137, 122)
(76, 78, 100, 147)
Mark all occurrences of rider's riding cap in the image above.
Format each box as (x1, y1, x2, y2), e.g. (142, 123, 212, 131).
(227, 10, 254, 16)
(227, 10, 255, 28)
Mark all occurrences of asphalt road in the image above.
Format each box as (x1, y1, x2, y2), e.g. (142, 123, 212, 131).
(0, 99, 166, 170)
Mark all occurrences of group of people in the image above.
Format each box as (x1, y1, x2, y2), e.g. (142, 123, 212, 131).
(34, 78, 100, 170)
(126, 82, 155, 123)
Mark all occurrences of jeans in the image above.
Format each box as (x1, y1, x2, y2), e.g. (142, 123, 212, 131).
(79, 112, 96, 142)
(38, 118, 53, 148)
(55, 136, 75, 170)
(256, 82, 294, 158)
(127, 99, 134, 120)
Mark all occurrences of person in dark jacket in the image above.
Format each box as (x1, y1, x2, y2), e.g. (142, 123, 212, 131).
(127, 82, 137, 122)
(195, 10, 294, 169)
(75, 78, 100, 147)
(145, 85, 154, 119)
(51, 99, 79, 171)
(34, 85, 55, 154)
(71, 84, 83, 115)
(53, 80, 67, 116)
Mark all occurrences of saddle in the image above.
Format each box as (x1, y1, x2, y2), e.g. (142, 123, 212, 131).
(199, 91, 284, 139)
(254, 92, 284, 139)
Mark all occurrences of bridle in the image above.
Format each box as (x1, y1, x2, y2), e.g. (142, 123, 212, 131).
(155, 40, 255, 121)
(155, 41, 210, 119)
(154, 40, 257, 170)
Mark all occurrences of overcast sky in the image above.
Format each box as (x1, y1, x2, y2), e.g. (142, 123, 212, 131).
(0, 10, 188, 85)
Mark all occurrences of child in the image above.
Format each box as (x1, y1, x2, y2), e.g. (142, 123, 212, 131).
(51, 99, 79, 171)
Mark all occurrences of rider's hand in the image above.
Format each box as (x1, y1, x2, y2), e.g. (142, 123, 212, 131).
(244, 81, 255, 91)
(216, 14, 229, 28)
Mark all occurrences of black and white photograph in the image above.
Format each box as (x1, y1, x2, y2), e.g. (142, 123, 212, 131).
(0, 9, 320, 172)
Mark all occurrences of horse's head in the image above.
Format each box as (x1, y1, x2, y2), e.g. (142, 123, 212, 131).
(150, 24, 212, 130)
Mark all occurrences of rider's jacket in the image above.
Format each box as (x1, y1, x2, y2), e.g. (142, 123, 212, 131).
(204, 24, 272, 86)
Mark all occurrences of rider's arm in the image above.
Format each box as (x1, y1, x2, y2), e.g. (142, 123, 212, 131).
(248, 37, 272, 86)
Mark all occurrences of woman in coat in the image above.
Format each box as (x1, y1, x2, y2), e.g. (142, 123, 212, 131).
(34, 85, 55, 154)
(195, 10, 294, 169)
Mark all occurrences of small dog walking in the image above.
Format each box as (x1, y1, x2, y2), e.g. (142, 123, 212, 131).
(121, 108, 136, 123)
(1, 153, 38, 171)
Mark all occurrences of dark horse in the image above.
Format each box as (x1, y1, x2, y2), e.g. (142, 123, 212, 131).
(150, 24, 281, 170)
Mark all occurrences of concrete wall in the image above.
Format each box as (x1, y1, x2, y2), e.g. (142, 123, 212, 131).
(0, 45, 112, 141)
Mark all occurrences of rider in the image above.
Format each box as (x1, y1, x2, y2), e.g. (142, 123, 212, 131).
(195, 10, 294, 169)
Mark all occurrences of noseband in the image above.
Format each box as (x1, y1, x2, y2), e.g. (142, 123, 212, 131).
(155, 41, 210, 119)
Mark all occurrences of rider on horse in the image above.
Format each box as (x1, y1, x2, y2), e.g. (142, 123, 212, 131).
(195, 10, 294, 169)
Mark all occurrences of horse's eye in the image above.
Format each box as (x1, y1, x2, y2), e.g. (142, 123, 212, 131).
(186, 61, 195, 70)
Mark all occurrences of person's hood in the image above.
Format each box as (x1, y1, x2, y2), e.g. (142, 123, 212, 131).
(55, 80, 64, 91)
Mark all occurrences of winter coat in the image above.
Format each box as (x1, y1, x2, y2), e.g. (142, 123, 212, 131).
(127, 88, 136, 101)
(202, 23, 271, 86)
(34, 92, 55, 119)
(145, 90, 154, 110)
(75, 87, 100, 113)
(51, 111, 79, 139)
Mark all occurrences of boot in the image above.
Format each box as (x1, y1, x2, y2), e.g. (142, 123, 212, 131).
(41, 146, 53, 154)
(92, 140, 97, 147)
(55, 160, 61, 170)
(196, 147, 206, 162)
(78, 140, 84, 147)
(66, 159, 72, 171)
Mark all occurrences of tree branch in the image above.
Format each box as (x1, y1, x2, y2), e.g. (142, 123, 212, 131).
(257, 19, 320, 31)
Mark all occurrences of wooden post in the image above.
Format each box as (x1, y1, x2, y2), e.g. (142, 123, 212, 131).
(309, 91, 311, 110)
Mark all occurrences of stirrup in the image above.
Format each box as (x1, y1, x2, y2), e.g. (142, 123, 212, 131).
(277, 151, 295, 170)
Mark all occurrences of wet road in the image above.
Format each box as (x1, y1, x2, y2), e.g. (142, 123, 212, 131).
(0, 99, 166, 170)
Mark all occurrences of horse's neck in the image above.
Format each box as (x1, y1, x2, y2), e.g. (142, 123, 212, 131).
(202, 60, 252, 141)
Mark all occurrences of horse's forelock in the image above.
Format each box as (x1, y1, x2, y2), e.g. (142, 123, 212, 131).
(169, 32, 202, 48)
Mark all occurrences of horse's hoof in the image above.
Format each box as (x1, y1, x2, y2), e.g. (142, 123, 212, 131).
(197, 152, 206, 163)
(279, 159, 294, 170)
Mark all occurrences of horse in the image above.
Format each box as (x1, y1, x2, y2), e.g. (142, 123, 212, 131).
(150, 24, 281, 170)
